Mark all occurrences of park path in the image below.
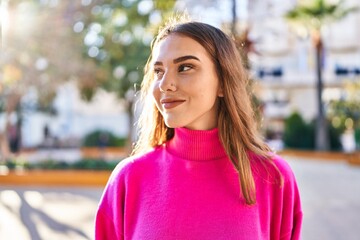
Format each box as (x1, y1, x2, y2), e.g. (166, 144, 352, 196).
(0, 157, 359, 240)
(286, 156, 360, 240)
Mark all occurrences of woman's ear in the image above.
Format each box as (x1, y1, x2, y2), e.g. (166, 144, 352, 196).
(217, 87, 224, 97)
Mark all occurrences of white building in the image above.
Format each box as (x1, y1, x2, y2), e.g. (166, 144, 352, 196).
(246, 0, 360, 135)
(3, 0, 359, 149)
(18, 81, 129, 148)
(176, 0, 359, 151)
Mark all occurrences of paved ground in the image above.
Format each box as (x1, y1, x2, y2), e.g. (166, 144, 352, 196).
(286, 156, 360, 240)
(0, 157, 359, 240)
(0, 186, 103, 240)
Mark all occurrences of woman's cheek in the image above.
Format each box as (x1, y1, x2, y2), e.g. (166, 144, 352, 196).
(151, 82, 162, 109)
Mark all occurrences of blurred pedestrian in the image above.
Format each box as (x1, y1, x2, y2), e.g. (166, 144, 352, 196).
(8, 119, 21, 155)
(97, 132, 110, 160)
(95, 18, 302, 240)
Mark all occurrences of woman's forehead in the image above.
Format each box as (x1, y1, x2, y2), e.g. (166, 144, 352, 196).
(152, 34, 209, 63)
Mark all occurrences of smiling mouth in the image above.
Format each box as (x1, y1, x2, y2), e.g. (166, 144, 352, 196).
(161, 99, 186, 109)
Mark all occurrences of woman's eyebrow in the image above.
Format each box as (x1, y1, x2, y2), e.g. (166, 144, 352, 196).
(173, 55, 200, 63)
(153, 55, 200, 66)
(153, 61, 163, 66)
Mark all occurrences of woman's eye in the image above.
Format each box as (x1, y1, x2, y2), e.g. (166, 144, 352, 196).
(154, 68, 164, 78)
(178, 64, 193, 72)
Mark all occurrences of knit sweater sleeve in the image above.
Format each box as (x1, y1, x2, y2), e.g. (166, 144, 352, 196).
(287, 178, 303, 240)
(95, 209, 121, 240)
(273, 156, 303, 240)
(95, 158, 131, 240)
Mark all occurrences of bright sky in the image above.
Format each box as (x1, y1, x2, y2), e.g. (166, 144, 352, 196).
(1, 0, 10, 47)
(175, 0, 249, 28)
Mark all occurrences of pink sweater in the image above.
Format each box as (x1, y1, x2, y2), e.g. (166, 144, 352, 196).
(95, 128, 302, 240)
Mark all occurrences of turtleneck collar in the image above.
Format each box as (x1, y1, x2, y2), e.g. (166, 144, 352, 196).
(166, 127, 228, 161)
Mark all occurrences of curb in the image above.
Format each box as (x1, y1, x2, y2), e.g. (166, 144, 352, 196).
(1, 150, 359, 187)
(0, 170, 111, 186)
(278, 150, 360, 165)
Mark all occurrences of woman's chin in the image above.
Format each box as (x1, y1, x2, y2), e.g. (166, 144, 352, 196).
(164, 120, 184, 129)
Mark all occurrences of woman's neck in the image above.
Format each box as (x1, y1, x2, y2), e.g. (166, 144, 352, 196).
(166, 127, 227, 161)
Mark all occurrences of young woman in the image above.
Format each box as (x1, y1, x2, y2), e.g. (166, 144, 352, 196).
(95, 19, 302, 240)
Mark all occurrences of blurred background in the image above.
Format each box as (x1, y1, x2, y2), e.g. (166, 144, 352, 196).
(0, 0, 359, 239)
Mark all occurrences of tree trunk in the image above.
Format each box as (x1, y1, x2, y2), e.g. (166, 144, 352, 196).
(125, 99, 134, 155)
(314, 34, 330, 151)
(0, 94, 22, 162)
(231, 0, 237, 36)
(0, 132, 10, 163)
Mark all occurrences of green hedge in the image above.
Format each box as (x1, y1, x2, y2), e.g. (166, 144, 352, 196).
(355, 127, 360, 150)
(283, 112, 314, 149)
(82, 130, 127, 147)
(3, 159, 120, 171)
(283, 112, 342, 150)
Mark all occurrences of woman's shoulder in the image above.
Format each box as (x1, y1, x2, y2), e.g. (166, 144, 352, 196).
(270, 154, 296, 180)
(109, 146, 164, 180)
(250, 152, 297, 184)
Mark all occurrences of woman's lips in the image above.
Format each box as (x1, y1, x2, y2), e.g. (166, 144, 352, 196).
(161, 99, 186, 109)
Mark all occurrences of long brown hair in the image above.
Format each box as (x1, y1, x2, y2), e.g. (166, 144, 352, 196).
(133, 18, 282, 205)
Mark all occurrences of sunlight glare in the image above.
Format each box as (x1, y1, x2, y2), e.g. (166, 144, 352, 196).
(138, 0, 153, 15)
(24, 191, 44, 209)
(81, 0, 92, 6)
(0, 190, 21, 210)
(73, 21, 85, 33)
(1, 0, 10, 46)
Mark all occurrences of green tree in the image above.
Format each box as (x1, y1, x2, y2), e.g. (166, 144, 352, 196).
(0, 0, 91, 159)
(229, 0, 264, 127)
(285, 0, 358, 151)
(77, 0, 175, 148)
(328, 81, 360, 149)
(283, 112, 342, 150)
(283, 112, 314, 149)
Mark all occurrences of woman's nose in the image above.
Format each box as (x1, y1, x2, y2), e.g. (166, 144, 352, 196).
(159, 72, 177, 92)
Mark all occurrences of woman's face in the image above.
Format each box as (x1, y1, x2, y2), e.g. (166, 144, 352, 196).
(151, 34, 222, 130)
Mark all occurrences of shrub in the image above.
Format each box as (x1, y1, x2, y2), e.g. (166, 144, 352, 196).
(72, 159, 118, 170)
(3, 158, 120, 171)
(308, 120, 342, 151)
(355, 127, 360, 150)
(83, 130, 127, 147)
(283, 112, 342, 150)
(328, 122, 342, 151)
(283, 112, 314, 149)
(27, 160, 70, 170)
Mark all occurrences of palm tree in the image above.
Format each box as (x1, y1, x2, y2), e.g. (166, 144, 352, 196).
(286, 0, 358, 151)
